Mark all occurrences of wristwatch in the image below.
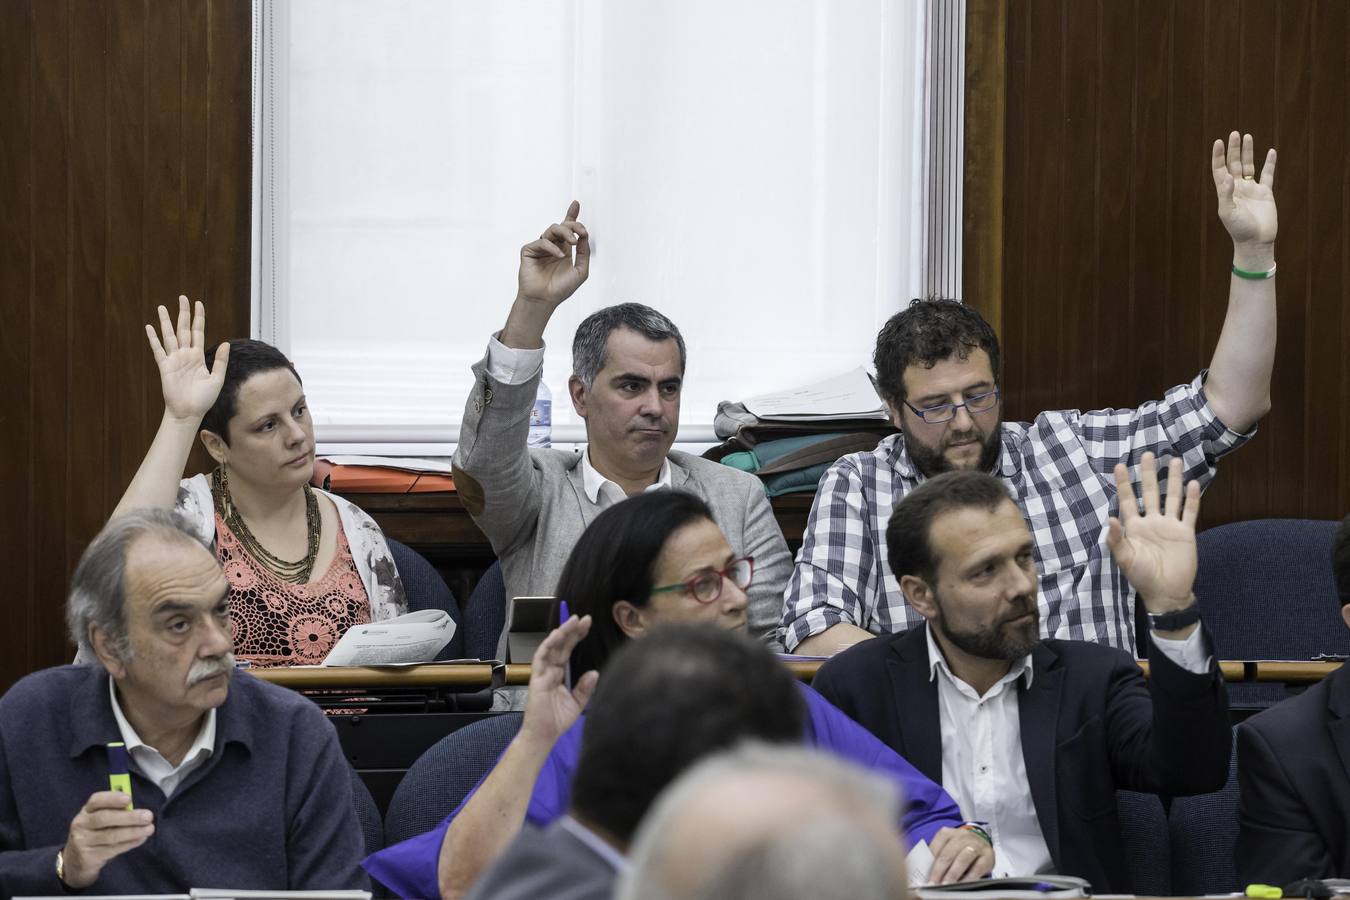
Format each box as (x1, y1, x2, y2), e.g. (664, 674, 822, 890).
(55, 849, 64, 884)
(1148, 606, 1201, 632)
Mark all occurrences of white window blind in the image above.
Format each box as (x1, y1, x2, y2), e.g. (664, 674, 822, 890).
(252, 0, 953, 453)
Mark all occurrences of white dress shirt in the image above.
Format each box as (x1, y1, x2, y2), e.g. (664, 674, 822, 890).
(926, 624, 1212, 877)
(485, 333, 674, 510)
(109, 679, 215, 799)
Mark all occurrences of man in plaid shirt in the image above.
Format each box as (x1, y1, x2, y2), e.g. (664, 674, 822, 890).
(784, 131, 1280, 657)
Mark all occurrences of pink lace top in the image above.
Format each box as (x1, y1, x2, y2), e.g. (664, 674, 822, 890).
(215, 512, 372, 667)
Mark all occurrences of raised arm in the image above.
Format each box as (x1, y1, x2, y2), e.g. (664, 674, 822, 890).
(499, 200, 591, 349)
(437, 615, 598, 899)
(1204, 131, 1278, 434)
(111, 297, 229, 518)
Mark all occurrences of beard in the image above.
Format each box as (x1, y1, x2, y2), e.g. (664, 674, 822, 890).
(902, 418, 1003, 479)
(935, 593, 1041, 661)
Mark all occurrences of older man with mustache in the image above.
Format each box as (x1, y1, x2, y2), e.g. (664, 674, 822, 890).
(0, 509, 367, 897)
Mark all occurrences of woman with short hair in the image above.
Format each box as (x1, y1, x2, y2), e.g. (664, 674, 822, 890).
(108, 297, 405, 666)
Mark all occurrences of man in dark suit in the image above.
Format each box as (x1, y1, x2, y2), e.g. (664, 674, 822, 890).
(812, 453, 1231, 893)
(1235, 514, 1350, 882)
(464, 624, 805, 900)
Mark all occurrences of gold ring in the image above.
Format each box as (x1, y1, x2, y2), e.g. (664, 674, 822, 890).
(1243, 175, 1254, 180)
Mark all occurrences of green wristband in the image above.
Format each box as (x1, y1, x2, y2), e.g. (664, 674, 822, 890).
(1232, 263, 1276, 280)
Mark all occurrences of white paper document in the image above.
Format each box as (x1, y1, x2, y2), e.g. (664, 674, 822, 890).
(318, 455, 452, 474)
(321, 609, 456, 666)
(740, 366, 888, 421)
(906, 839, 935, 888)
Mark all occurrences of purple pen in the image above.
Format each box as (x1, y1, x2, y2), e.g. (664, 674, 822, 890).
(559, 600, 573, 691)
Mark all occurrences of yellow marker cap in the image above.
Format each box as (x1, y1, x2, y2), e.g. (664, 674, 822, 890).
(1245, 885, 1282, 899)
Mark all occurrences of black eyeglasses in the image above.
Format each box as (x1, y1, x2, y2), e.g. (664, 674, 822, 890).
(649, 557, 755, 604)
(903, 389, 1000, 424)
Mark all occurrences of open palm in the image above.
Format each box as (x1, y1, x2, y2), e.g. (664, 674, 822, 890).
(1107, 453, 1200, 610)
(145, 296, 229, 421)
(519, 614, 599, 744)
(1212, 132, 1277, 246)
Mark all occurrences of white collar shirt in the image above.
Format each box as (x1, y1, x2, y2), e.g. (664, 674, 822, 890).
(581, 449, 672, 509)
(109, 679, 216, 799)
(926, 626, 1053, 878)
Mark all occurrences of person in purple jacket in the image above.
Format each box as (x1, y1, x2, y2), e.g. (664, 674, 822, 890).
(364, 491, 995, 899)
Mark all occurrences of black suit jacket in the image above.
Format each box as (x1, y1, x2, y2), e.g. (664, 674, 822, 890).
(1235, 663, 1350, 882)
(811, 624, 1230, 893)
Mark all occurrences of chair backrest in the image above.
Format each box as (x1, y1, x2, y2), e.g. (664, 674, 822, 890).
(383, 712, 524, 847)
(349, 764, 384, 857)
(463, 560, 507, 661)
(1194, 519, 1346, 706)
(1168, 726, 1240, 895)
(1117, 790, 1171, 896)
(388, 538, 465, 660)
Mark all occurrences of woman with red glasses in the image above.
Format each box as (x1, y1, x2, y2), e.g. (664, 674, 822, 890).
(366, 490, 991, 900)
(561, 490, 755, 678)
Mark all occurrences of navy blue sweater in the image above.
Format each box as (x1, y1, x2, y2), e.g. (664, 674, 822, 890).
(0, 665, 368, 896)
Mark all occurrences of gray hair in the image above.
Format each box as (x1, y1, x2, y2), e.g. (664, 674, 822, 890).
(571, 302, 687, 388)
(67, 509, 210, 663)
(616, 743, 906, 900)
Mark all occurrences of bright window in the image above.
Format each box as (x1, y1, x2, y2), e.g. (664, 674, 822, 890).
(253, 0, 945, 452)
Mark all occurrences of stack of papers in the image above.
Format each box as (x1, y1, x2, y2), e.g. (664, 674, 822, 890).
(320, 610, 457, 666)
(741, 367, 888, 422)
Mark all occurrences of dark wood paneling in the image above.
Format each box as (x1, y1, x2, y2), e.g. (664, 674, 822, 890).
(0, 2, 37, 680)
(991, 0, 1350, 529)
(0, 0, 253, 692)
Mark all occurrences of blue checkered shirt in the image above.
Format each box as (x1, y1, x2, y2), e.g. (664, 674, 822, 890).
(782, 373, 1253, 655)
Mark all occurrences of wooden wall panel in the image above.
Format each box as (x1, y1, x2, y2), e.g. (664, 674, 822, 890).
(983, 0, 1350, 529)
(0, 0, 253, 693)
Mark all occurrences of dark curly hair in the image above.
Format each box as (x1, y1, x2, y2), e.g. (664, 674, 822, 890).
(872, 298, 1001, 407)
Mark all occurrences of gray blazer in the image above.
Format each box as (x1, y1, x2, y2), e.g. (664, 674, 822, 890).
(464, 821, 618, 900)
(453, 355, 792, 654)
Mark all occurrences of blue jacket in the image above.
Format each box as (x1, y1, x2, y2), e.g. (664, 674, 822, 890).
(0, 665, 368, 897)
(365, 682, 963, 899)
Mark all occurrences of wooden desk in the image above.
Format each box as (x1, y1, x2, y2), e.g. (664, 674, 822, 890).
(340, 491, 817, 554)
(255, 658, 1342, 690)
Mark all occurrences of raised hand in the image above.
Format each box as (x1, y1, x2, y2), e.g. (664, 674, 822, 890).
(518, 612, 600, 745)
(516, 201, 590, 307)
(1211, 131, 1277, 252)
(1106, 452, 1200, 613)
(60, 791, 155, 888)
(145, 296, 229, 423)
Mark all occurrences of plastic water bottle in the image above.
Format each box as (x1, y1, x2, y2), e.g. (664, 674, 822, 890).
(528, 376, 552, 448)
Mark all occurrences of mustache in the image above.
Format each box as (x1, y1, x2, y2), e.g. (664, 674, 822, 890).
(186, 652, 236, 687)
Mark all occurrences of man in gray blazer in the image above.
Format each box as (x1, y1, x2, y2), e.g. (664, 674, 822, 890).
(453, 201, 792, 651)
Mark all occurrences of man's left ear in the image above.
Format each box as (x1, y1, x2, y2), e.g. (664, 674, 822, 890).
(1341, 604, 1350, 631)
(568, 374, 588, 420)
(900, 575, 938, 621)
(89, 625, 128, 679)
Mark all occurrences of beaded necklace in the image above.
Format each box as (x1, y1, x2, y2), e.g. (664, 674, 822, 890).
(210, 466, 320, 584)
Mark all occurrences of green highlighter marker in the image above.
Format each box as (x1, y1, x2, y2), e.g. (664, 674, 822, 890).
(107, 742, 133, 809)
